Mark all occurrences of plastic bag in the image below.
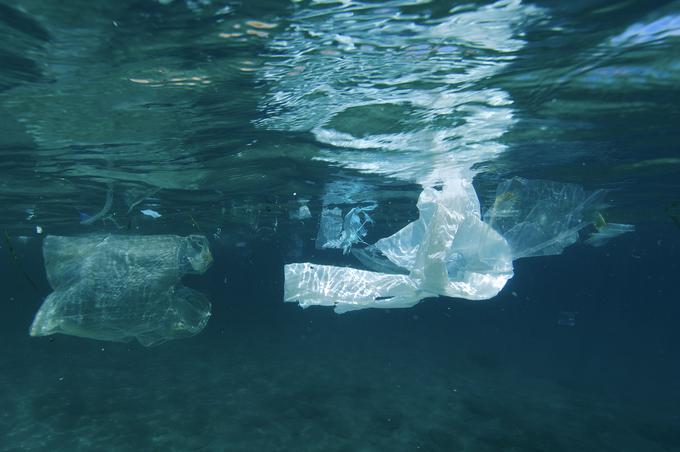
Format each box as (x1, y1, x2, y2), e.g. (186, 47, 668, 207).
(285, 181, 514, 312)
(483, 177, 604, 258)
(30, 234, 213, 346)
(286, 176, 632, 313)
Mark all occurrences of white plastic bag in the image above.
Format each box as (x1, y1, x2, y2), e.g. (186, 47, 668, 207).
(285, 181, 513, 312)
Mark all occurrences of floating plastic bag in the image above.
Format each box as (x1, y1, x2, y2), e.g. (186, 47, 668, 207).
(30, 234, 213, 346)
(286, 177, 634, 313)
(483, 177, 604, 258)
(285, 181, 514, 313)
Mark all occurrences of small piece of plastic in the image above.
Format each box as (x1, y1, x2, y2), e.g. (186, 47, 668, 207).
(317, 204, 376, 254)
(285, 181, 514, 312)
(289, 200, 312, 220)
(140, 208, 162, 218)
(30, 234, 213, 346)
(80, 183, 113, 226)
(315, 207, 343, 250)
(585, 222, 635, 247)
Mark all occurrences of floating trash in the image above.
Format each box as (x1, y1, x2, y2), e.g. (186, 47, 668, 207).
(141, 209, 162, 219)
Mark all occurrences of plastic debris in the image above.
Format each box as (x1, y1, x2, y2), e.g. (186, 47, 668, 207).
(30, 234, 213, 346)
(319, 204, 376, 254)
(80, 183, 114, 226)
(298, 205, 312, 220)
(286, 176, 619, 313)
(290, 200, 312, 220)
(585, 216, 635, 247)
(351, 246, 409, 275)
(141, 209, 162, 218)
(484, 177, 604, 259)
(285, 181, 513, 312)
(315, 207, 343, 250)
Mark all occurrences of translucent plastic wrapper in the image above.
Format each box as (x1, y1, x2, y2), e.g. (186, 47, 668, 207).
(315, 207, 343, 250)
(315, 180, 378, 254)
(284, 263, 422, 313)
(585, 222, 635, 247)
(483, 177, 604, 259)
(289, 200, 312, 220)
(286, 181, 514, 313)
(317, 205, 376, 254)
(30, 234, 213, 346)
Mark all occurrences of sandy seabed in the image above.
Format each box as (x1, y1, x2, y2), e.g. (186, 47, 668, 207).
(1, 325, 677, 452)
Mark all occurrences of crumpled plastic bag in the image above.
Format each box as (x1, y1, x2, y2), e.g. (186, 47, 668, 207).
(30, 234, 213, 346)
(285, 180, 514, 312)
(286, 176, 634, 313)
(483, 177, 605, 258)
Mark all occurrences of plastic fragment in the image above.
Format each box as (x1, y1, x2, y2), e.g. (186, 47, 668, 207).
(321, 205, 376, 254)
(141, 209, 162, 218)
(81, 183, 113, 226)
(585, 222, 635, 247)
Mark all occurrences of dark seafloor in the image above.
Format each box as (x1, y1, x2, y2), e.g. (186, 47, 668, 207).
(1, 0, 680, 451)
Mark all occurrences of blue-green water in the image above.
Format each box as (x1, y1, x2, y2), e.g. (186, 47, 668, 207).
(1, 0, 679, 450)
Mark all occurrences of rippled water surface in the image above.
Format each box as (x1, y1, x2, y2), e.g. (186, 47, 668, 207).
(1, 0, 679, 450)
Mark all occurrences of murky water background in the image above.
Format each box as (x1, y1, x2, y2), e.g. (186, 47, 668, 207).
(1, 0, 679, 450)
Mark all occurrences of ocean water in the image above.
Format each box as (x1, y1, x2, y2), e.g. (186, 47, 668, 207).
(1, 0, 679, 450)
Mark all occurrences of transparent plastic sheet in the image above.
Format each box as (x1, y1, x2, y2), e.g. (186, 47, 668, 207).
(585, 222, 635, 247)
(285, 175, 628, 313)
(315, 207, 343, 250)
(351, 246, 409, 275)
(284, 263, 422, 314)
(289, 199, 312, 220)
(285, 181, 514, 313)
(374, 183, 513, 300)
(320, 205, 376, 254)
(315, 180, 379, 253)
(483, 177, 605, 259)
(30, 234, 213, 346)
